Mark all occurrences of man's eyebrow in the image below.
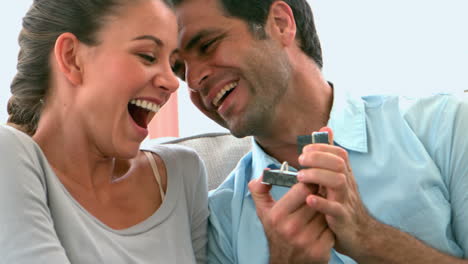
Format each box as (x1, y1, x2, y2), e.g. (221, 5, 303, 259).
(132, 35, 164, 47)
(183, 29, 219, 51)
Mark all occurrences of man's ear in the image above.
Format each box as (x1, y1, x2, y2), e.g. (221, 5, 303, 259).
(267, 1, 297, 47)
(53, 32, 83, 86)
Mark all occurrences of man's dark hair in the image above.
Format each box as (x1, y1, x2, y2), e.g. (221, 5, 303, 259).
(172, 0, 323, 68)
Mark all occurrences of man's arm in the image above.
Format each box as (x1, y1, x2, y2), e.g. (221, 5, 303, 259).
(348, 218, 466, 264)
(298, 124, 468, 263)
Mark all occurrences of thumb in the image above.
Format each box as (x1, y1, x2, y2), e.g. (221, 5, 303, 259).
(248, 175, 275, 221)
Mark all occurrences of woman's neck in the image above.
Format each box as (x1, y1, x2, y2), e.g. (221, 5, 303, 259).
(33, 110, 131, 191)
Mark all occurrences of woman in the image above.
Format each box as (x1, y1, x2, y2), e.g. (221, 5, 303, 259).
(0, 0, 208, 263)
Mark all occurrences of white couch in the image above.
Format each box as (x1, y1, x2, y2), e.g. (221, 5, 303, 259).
(160, 133, 252, 190)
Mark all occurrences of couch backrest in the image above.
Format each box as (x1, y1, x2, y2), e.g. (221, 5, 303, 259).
(161, 133, 252, 190)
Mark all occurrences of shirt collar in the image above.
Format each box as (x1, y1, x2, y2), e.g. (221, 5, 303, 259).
(247, 139, 295, 198)
(250, 138, 282, 181)
(245, 82, 368, 197)
(327, 82, 368, 153)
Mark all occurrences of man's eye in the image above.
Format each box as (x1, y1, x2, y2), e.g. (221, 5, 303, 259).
(200, 39, 217, 54)
(138, 53, 156, 63)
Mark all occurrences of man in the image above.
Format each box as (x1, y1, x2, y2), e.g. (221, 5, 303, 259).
(173, 0, 468, 263)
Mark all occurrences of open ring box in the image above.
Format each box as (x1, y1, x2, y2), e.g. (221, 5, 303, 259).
(262, 131, 329, 187)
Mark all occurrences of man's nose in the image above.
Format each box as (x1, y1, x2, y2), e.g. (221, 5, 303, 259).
(185, 59, 211, 94)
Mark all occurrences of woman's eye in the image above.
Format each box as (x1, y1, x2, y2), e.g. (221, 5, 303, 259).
(138, 53, 156, 63)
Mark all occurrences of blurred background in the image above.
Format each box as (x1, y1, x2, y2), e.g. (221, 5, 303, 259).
(1, 1, 467, 138)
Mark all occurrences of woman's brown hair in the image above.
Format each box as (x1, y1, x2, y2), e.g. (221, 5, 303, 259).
(7, 0, 173, 135)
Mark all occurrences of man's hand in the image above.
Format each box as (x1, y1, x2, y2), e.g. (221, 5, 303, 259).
(297, 127, 375, 258)
(297, 127, 468, 264)
(248, 177, 334, 264)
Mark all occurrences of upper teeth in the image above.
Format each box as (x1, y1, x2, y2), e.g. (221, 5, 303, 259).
(129, 99, 161, 113)
(213, 82, 237, 107)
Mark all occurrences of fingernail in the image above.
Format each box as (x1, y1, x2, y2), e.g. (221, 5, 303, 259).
(308, 196, 317, 206)
(299, 154, 304, 163)
(297, 171, 304, 181)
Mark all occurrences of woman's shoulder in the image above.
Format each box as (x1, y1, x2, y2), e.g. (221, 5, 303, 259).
(0, 125, 50, 195)
(141, 142, 202, 168)
(1, 124, 26, 140)
(0, 125, 50, 182)
(141, 142, 207, 187)
(0, 124, 39, 154)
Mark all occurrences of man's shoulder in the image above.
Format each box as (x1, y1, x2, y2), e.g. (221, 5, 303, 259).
(395, 93, 465, 121)
(209, 151, 254, 202)
(208, 176, 237, 225)
(359, 93, 460, 109)
(356, 93, 465, 121)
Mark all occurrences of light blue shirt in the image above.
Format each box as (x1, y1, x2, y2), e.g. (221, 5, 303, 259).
(207, 90, 468, 263)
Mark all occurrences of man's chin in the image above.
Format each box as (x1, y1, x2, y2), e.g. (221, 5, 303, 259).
(217, 109, 259, 138)
(226, 121, 254, 138)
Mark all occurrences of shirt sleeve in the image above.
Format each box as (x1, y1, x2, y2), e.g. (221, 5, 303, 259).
(444, 98, 468, 256)
(207, 187, 236, 264)
(0, 126, 71, 263)
(404, 95, 468, 256)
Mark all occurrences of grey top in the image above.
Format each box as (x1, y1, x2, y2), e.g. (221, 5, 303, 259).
(0, 125, 209, 264)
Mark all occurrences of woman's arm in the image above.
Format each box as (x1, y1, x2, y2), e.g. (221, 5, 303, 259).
(0, 126, 71, 263)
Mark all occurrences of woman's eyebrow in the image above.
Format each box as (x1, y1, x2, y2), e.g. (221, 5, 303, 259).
(132, 35, 164, 47)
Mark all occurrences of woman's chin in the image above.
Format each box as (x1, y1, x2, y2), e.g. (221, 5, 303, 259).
(113, 143, 142, 160)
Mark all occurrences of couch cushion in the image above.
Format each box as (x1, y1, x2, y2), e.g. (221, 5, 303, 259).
(161, 133, 252, 190)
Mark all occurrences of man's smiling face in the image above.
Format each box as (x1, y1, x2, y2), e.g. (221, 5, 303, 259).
(176, 0, 292, 137)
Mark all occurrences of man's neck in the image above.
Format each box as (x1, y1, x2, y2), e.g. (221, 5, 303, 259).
(255, 68, 333, 169)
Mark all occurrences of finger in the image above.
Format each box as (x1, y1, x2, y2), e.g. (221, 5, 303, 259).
(281, 202, 321, 237)
(298, 168, 347, 191)
(310, 224, 335, 256)
(302, 144, 347, 161)
(292, 213, 328, 245)
(299, 168, 347, 203)
(306, 194, 344, 219)
(248, 176, 274, 220)
(319, 126, 334, 145)
(299, 150, 348, 173)
(316, 228, 335, 256)
(272, 182, 318, 215)
(302, 144, 352, 174)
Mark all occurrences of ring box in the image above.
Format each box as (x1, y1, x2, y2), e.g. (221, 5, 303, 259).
(262, 131, 329, 187)
(297, 131, 329, 154)
(262, 167, 299, 187)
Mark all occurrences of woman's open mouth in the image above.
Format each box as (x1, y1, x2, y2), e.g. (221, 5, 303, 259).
(127, 99, 161, 129)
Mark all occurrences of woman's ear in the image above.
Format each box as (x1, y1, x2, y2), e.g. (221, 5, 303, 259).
(267, 1, 297, 47)
(53, 32, 83, 86)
